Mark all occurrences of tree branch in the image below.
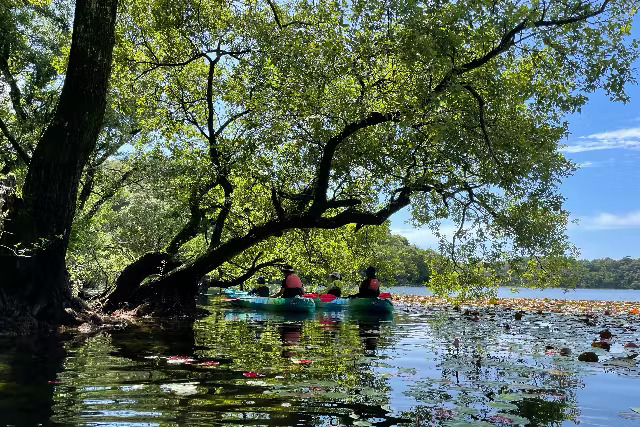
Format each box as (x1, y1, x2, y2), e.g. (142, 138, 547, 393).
(325, 198, 362, 209)
(463, 85, 500, 165)
(265, 0, 283, 30)
(309, 111, 398, 215)
(0, 55, 28, 123)
(206, 256, 284, 288)
(166, 180, 216, 254)
(271, 188, 285, 218)
(134, 46, 251, 81)
(83, 167, 137, 221)
(134, 52, 207, 81)
(77, 163, 96, 211)
(214, 109, 251, 139)
(432, 1, 612, 94)
(534, 0, 611, 27)
(210, 178, 233, 248)
(0, 116, 29, 165)
(78, 128, 140, 210)
(206, 49, 221, 145)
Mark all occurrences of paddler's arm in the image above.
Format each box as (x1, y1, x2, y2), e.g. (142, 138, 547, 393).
(272, 284, 284, 298)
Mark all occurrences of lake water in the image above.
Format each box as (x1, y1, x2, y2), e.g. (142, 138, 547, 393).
(389, 286, 640, 302)
(0, 294, 639, 426)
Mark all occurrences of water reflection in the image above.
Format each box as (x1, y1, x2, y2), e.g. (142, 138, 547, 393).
(0, 297, 638, 425)
(0, 333, 66, 426)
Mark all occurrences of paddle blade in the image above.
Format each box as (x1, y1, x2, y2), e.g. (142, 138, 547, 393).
(379, 292, 392, 299)
(303, 293, 319, 299)
(320, 294, 337, 303)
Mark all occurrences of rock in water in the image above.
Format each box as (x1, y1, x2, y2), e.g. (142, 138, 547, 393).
(578, 352, 599, 362)
(599, 329, 613, 340)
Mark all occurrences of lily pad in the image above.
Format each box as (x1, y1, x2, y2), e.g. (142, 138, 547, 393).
(444, 421, 494, 427)
(495, 413, 530, 425)
(496, 393, 524, 402)
(489, 401, 519, 410)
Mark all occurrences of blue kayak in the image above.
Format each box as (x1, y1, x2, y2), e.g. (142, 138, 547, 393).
(224, 289, 249, 298)
(228, 296, 315, 313)
(308, 296, 394, 314)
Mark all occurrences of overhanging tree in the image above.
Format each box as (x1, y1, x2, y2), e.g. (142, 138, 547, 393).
(0, 0, 118, 323)
(99, 0, 638, 313)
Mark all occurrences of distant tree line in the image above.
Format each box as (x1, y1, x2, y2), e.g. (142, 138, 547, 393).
(374, 234, 433, 286)
(562, 257, 640, 290)
(375, 236, 640, 290)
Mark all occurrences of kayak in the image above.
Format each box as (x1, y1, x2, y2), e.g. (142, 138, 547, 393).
(348, 297, 394, 314)
(224, 289, 249, 298)
(315, 297, 348, 310)
(228, 296, 315, 313)
(305, 294, 394, 314)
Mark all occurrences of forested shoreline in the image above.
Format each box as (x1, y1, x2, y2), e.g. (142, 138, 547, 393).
(563, 258, 640, 290)
(380, 237, 640, 290)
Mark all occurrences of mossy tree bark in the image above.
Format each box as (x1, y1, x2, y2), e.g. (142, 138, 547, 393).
(0, 0, 118, 325)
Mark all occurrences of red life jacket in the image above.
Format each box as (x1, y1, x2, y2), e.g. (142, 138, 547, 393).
(285, 274, 303, 289)
(368, 278, 380, 292)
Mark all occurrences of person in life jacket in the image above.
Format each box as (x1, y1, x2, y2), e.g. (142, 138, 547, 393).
(325, 272, 343, 297)
(248, 276, 270, 297)
(273, 265, 304, 298)
(349, 266, 380, 298)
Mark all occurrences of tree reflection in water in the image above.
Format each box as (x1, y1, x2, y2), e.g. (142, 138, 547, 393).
(0, 333, 66, 426)
(2, 301, 633, 426)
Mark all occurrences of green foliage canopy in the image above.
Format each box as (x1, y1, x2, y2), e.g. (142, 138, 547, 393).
(4, 0, 640, 302)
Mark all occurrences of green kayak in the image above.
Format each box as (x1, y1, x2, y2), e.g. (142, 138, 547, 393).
(229, 296, 315, 313)
(306, 295, 394, 314)
(345, 297, 393, 314)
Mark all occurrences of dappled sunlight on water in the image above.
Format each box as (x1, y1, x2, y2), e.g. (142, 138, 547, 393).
(0, 296, 639, 426)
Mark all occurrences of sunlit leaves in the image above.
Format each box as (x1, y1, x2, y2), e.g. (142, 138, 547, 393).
(66, 0, 640, 293)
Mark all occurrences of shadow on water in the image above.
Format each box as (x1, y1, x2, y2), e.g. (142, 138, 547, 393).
(0, 333, 66, 426)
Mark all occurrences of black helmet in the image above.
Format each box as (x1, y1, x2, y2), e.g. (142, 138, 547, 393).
(365, 266, 376, 277)
(282, 264, 295, 273)
(256, 276, 266, 284)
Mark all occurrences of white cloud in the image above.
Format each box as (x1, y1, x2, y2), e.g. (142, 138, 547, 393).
(584, 128, 640, 140)
(577, 211, 640, 230)
(562, 127, 640, 153)
(577, 161, 594, 168)
(576, 158, 614, 168)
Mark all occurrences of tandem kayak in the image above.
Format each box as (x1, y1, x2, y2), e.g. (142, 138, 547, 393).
(228, 296, 315, 313)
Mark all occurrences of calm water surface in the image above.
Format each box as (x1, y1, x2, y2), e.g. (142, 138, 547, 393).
(1, 294, 639, 426)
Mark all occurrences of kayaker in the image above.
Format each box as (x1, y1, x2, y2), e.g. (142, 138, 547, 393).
(325, 272, 343, 297)
(248, 276, 269, 297)
(272, 265, 304, 298)
(349, 266, 380, 298)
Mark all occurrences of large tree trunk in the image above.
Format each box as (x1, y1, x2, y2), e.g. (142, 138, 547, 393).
(102, 252, 181, 313)
(0, 0, 118, 325)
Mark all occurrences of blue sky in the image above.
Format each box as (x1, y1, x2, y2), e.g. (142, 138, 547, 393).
(391, 17, 640, 260)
